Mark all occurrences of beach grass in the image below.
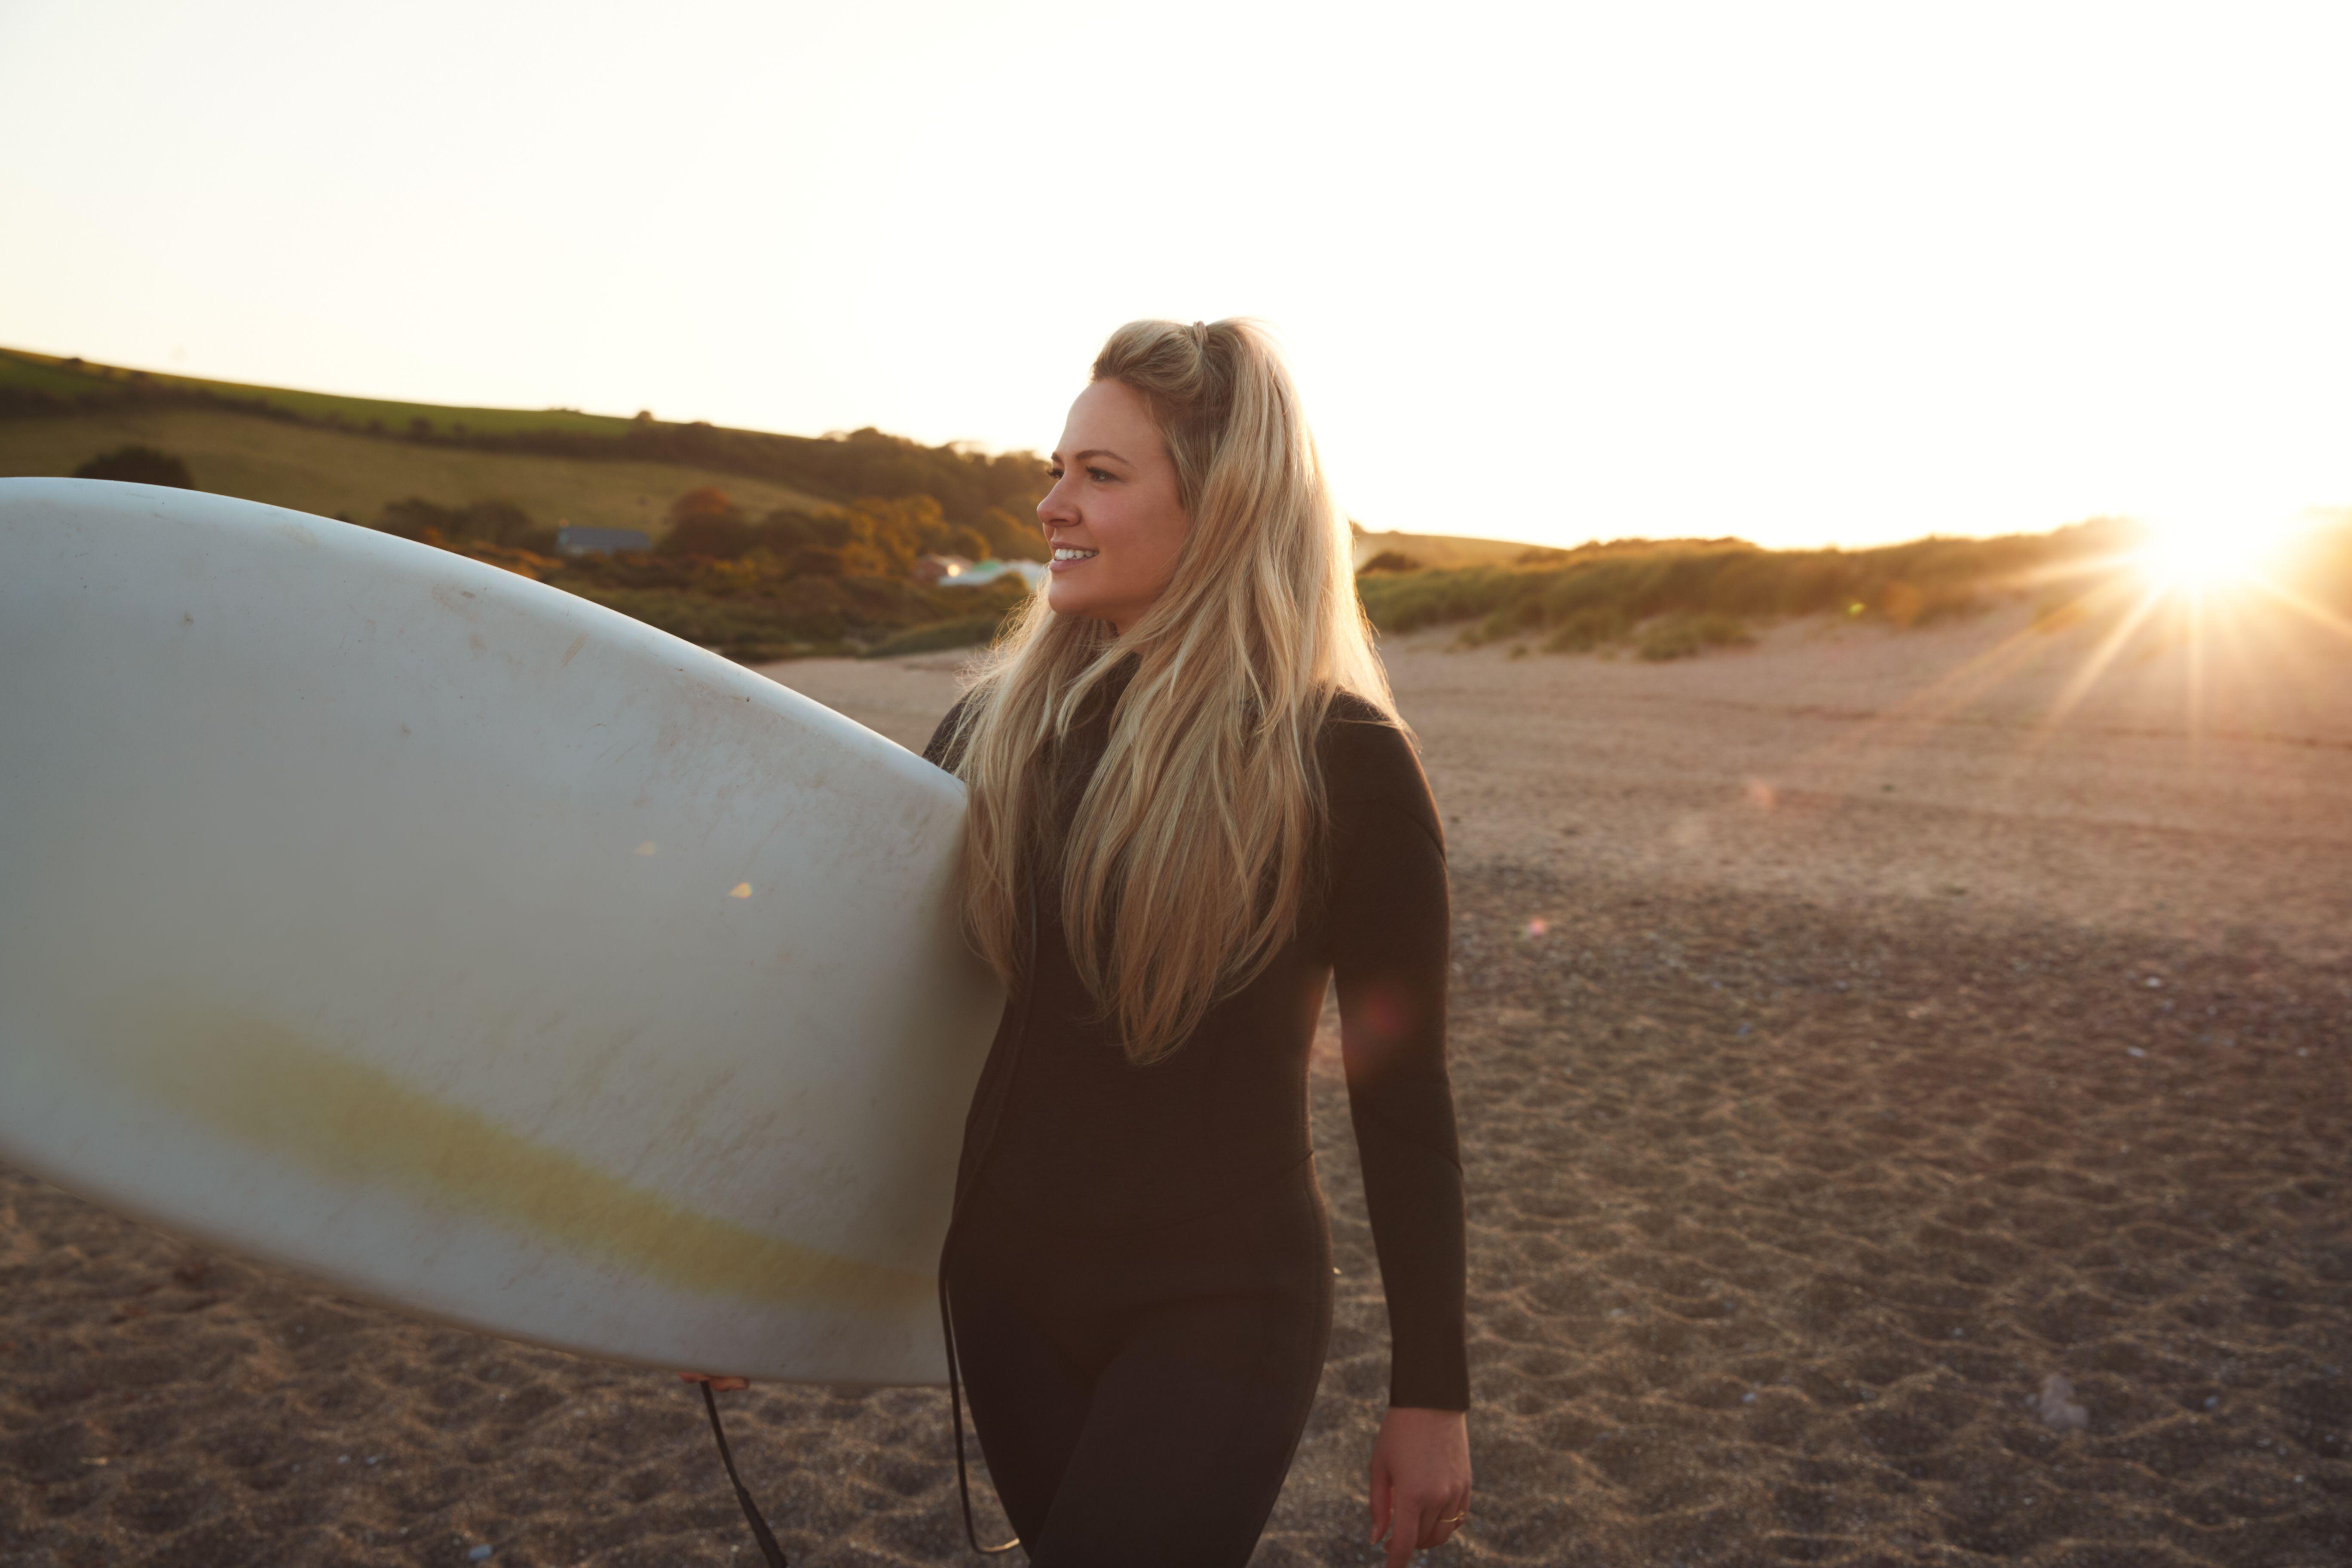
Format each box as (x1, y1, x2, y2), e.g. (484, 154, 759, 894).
(1349, 521, 2250, 662)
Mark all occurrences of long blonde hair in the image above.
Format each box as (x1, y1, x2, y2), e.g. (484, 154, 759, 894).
(935, 318, 1402, 1065)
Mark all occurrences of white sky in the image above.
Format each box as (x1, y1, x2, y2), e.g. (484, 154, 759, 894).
(3, 0, 2347, 550)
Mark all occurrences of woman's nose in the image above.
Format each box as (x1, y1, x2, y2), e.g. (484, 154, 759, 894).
(1037, 480, 1077, 530)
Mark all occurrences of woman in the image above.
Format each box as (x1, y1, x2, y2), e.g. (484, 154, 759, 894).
(920, 318, 1472, 1567)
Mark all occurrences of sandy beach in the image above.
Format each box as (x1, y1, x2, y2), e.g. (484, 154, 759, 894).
(6, 599, 2348, 1566)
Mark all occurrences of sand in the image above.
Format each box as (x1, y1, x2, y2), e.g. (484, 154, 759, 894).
(5, 597, 2348, 1565)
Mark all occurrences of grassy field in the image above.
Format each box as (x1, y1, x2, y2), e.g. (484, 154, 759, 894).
(0, 346, 632, 438)
(0, 409, 838, 535)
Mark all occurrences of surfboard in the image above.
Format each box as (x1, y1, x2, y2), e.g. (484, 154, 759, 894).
(0, 478, 1003, 1386)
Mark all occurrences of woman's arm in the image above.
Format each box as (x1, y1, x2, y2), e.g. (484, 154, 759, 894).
(1329, 792, 1469, 1410)
(1325, 723, 1474, 1563)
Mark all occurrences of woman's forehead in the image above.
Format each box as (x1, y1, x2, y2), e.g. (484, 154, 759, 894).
(1059, 380, 1162, 460)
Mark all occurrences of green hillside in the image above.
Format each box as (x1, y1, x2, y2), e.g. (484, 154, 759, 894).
(0, 346, 1068, 660)
(0, 408, 837, 536)
(0, 345, 1057, 545)
(0, 346, 633, 438)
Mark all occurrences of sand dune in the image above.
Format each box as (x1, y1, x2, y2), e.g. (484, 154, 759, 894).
(5, 602, 2347, 1565)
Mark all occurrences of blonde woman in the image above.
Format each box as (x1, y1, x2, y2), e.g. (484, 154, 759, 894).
(922, 319, 1472, 1567)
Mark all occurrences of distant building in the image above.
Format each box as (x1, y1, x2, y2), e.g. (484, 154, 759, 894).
(942, 560, 1049, 590)
(913, 552, 977, 585)
(556, 526, 651, 557)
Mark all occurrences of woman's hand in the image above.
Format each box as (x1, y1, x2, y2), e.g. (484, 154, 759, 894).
(1369, 1405, 1472, 1565)
(675, 1371, 750, 1393)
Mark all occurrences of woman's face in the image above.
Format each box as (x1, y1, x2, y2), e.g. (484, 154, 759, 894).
(1037, 379, 1189, 635)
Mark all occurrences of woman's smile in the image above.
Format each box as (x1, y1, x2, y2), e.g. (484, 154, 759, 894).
(1035, 379, 1190, 631)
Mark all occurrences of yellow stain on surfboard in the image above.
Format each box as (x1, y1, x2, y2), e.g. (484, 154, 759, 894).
(634, 841, 657, 856)
(729, 882, 752, 898)
(112, 1002, 923, 1313)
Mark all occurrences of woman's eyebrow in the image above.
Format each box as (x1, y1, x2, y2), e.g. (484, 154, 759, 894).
(1051, 448, 1130, 466)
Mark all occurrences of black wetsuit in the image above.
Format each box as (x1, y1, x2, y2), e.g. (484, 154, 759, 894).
(922, 659, 1467, 1567)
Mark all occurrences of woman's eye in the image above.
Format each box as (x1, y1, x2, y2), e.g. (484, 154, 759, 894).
(1087, 467, 1115, 483)
(1047, 467, 1064, 479)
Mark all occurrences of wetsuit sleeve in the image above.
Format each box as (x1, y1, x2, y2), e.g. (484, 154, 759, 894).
(922, 693, 975, 772)
(1326, 725, 1470, 1412)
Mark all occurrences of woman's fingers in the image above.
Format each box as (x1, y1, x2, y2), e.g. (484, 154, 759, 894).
(1383, 1494, 1427, 1568)
(1420, 1485, 1472, 1547)
(1369, 1405, 1471, 1556)
(1377, 1482, 1473, 1562)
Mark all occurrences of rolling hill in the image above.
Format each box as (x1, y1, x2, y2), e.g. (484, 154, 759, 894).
(0, 406, 838, 536)
(0, 346, 1049, 549)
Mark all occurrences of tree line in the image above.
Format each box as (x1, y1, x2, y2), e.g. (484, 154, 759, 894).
(374, 485, 1046, 573)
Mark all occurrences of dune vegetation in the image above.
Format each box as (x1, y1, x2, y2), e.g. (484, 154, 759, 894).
(1353, 521, 2352, 662)
(1349, 527, 1560, 572)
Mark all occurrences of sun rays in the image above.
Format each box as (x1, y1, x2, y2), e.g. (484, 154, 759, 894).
(2130, 509, 2313, 598)
(2003, 511, 2350, 744)
(2022, 515, 2350, 753)
(1706, 512, 2352, 836)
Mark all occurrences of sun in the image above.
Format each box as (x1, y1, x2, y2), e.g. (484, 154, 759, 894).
(2132, 511, 2302, 595)
(2136, 522, 2248, 592)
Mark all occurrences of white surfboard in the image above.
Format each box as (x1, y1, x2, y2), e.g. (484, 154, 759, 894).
(0, 478, 1002, 1386)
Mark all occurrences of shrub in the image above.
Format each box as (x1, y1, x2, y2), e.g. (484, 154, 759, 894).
(379, 497, 552, 553)
(1354, 564, 1527, 634)
(1908, 582, 1989, 626)
(1359, 551, 1424, 574)
(1473, 596, 1547, 644)
(1637, 612, 1754, 662)
(976, 505, 1049, 563)
(1542, 605, 1631, 653)
(73, 445, 196, 488)
(661, 512, 752, 559)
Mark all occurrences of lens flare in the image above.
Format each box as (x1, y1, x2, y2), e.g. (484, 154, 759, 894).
(2133, 511, 2306, 595)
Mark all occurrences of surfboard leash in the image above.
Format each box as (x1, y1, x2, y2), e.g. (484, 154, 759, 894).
(696, 879, 1035, 1564)
(940, 1271, 1021, 1554)
(928, 867, 1037, 1557)
(698, 1381, 789, 1567)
